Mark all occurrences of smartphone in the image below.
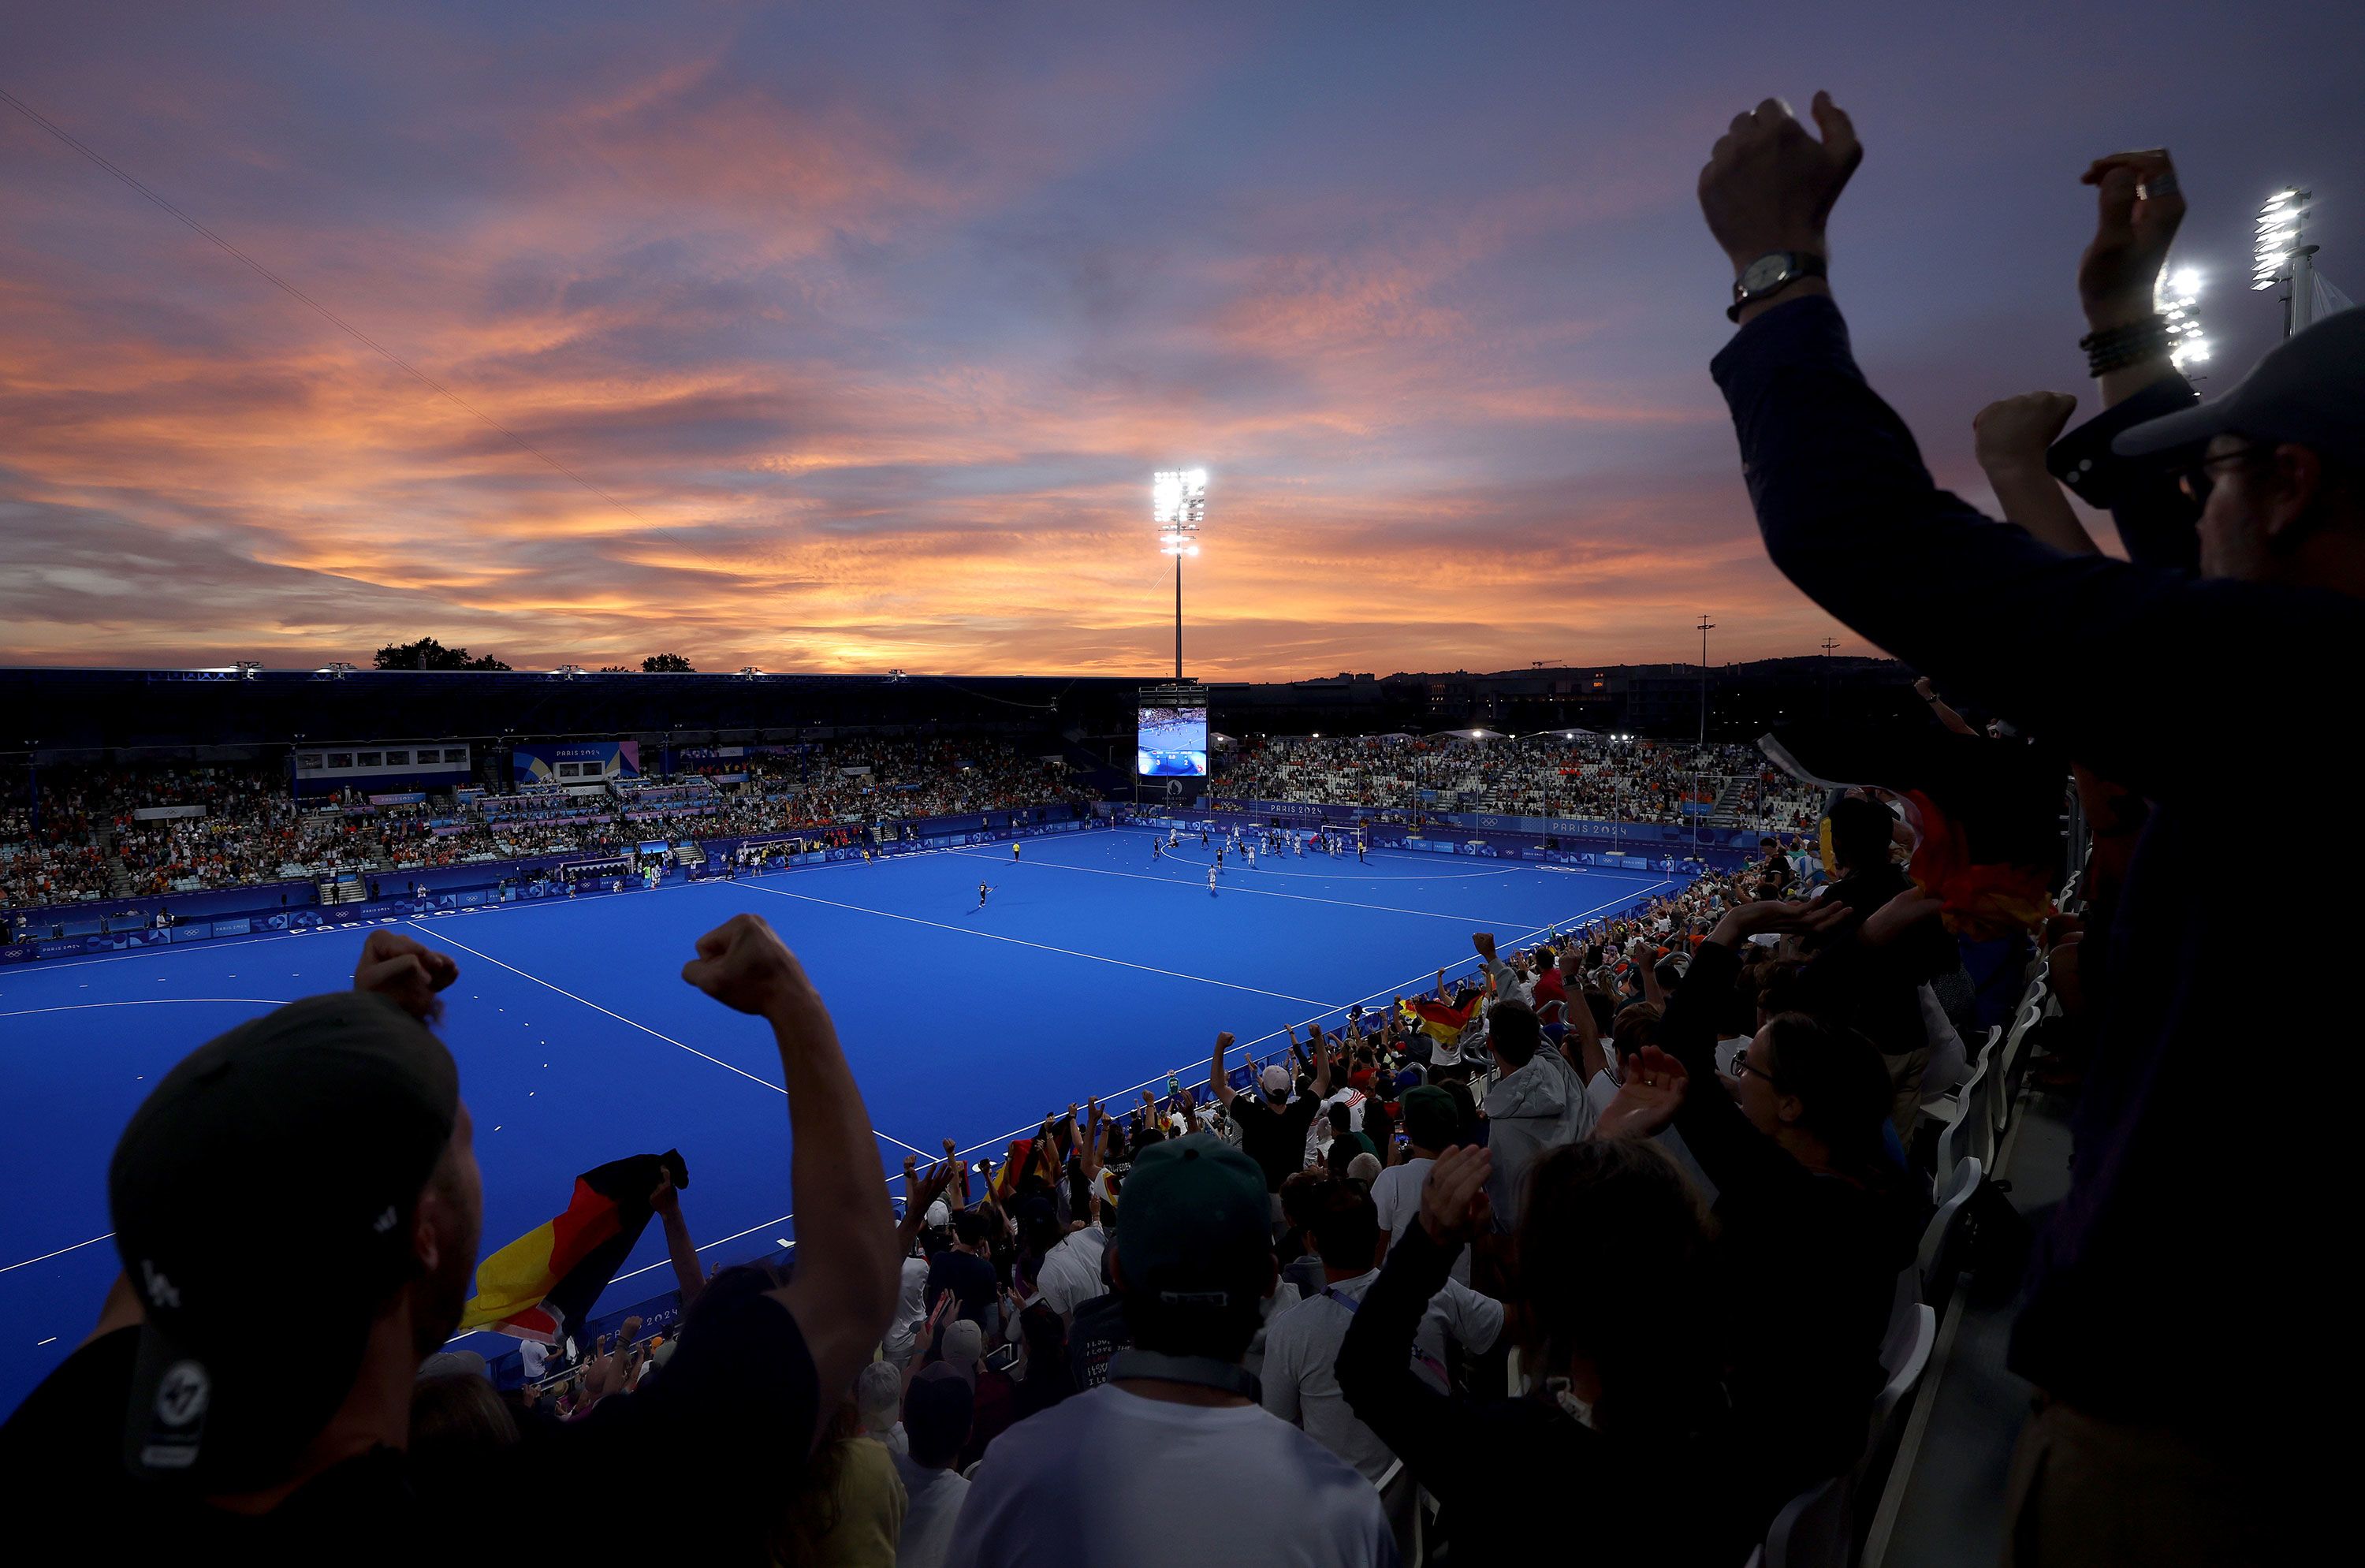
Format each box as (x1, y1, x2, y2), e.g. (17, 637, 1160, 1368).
(983, 1343, 1021, 1374)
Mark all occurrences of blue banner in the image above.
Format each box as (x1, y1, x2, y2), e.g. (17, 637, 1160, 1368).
(512, 740, 640, 786)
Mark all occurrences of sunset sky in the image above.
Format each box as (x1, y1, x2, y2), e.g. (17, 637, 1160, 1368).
(4, 2, 2359, 679)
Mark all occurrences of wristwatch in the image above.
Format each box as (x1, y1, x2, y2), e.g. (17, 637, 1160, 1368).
(1729, 251, 1827, 322)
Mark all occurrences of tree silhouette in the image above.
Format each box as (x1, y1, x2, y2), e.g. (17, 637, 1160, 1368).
(372, 637, 511, 670)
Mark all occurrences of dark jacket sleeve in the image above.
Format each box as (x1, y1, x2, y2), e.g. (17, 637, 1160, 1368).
(1710, 296, 2359, 804)
(2047, 375, 2203, 572)
(1336, 1222, 1494, 1504)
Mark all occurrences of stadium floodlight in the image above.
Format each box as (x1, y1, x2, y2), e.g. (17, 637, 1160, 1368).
(739, 665, 765, 679)
(233, 660, 264, 680)
(2252, 188, 2319, 336)
(2252, 188, 2304, 291)
(2156, 266, 2209, 371)
(317, 661, 358, 679)
(1153, 468, 1208, 681)
(552, 664, 585, 680)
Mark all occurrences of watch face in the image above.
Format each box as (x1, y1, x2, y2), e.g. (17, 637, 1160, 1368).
(1741, 253, 1794, 295)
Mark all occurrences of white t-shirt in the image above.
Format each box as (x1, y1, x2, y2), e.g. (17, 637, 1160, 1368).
(1034, 1226, 1107, 1319)
(947, 1383, 1393, 1568)
(1261, 1268, 1504, 1484)
(518, 1339, 547, 1380)
(1369, 1159, 1470, 1287)
(892, 1451, 971, 1568)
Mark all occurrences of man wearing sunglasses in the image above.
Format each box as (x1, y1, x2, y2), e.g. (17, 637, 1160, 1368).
(1702, 95, 2359, 1565)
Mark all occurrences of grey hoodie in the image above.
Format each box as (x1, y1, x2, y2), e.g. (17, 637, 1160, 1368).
(1480, 1043, 1596, 1231)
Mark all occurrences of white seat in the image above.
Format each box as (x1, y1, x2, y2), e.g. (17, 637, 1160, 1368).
(1854, 1304, 1939, 1532)
(1927, 1030, 1998, 1188)
(1871, 1304, 1936, 1421)
(1761, 1476, 1851, 1568)
(1916, 1156, 1983, 1297)
(1994, 1005, 2043, 1137)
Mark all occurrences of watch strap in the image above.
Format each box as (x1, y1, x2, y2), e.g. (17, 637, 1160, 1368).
(1728, 252, 1828, 322)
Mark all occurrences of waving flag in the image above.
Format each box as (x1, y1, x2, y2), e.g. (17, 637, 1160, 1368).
(461, 1149, 687, 1343)
(1401, 995, 1477, 1047)
(989, 1136, 1062, 1205)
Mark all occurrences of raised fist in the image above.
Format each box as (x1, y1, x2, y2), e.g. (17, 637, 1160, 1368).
(1698, 91, 1860, 272)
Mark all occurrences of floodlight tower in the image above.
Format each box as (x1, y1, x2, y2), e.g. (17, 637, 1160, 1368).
(1696, 614, 1715, 746)
(1154, 469, 1207, 680)
(2253, 188, 2315, 337)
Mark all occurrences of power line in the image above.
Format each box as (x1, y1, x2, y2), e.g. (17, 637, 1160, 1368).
(0, 81, 655, 528)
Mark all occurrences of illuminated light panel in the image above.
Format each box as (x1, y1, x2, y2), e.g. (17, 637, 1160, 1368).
(1152, 468, 1207, 526)
(2156, 265, 2209, 371)
(2253, 188, 2308, 292)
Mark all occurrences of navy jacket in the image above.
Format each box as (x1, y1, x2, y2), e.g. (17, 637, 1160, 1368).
(1712, 296, 2357, 1432)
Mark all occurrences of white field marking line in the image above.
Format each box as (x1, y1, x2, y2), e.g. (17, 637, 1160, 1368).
(400, 920, 933, 1160)
(0, 996, 292, 1019)
(1, 1007, 296, 1277)
(1231, 863, 1511, 882)
(944, 844, 1538, 925)
(0, 1231, 117, 1275)
(724, 881, 1346, 1011)
(0, 927, 312, 975)
(949, 877, 1677, 1160)
(464, 1139, 944, 1328)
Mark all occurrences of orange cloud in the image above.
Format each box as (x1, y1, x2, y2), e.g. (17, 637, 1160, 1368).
(0, 10, 1877, 681)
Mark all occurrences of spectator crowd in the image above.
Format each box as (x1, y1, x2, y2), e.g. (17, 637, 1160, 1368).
(2, 740, 1093, 915)
(1217, 733, 1820, 830)
(5, 92, 2356, 1568)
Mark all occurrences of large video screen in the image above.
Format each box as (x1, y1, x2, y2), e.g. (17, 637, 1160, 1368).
(1136, 704, 1209, 777)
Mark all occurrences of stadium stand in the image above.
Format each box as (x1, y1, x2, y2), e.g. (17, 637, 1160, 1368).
(4, 105, 2356, 1568)
(1216, 732, 1821, 829)
(1, 739, 1097, 918)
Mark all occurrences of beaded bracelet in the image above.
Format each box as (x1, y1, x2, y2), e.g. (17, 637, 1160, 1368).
(2079, 315, 2172, 378)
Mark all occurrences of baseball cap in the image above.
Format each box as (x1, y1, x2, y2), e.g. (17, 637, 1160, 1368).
(1400, 1085, 1460, 1150)
(2115, 306, 2365, 464)
(1114, 1134, 1271, 1311)
(109, 991, 460, 1488)
(415, 1350, 486, 1381)
(923, 1200, 951, 1229)
(941, 1317, 985, 1376)
(1259, 1063, 1292, 1097)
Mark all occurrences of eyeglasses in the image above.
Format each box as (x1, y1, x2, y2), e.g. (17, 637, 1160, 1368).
(1729, 1054, 1778, 1086)
(2175, 445, 2267, 505)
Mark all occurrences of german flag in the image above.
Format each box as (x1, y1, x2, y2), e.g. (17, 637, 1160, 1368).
(1401, 996, 1477, 1047)
(988, 1136, 1061, 1205)
(460, 1150, 687, 1343)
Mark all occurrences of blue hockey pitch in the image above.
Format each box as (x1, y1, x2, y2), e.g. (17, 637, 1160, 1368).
(0, 825, 1672, 1405)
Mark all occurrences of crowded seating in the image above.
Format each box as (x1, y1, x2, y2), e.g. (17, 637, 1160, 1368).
(1216, 733, 1820, 829)
(6, 89, 2354, 1568)
(0, 739, 1093, 911)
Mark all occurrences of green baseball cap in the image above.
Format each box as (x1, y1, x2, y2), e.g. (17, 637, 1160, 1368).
(1400, 1085, 1461, 1149)
(1113, 1134, 1271, 1309)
